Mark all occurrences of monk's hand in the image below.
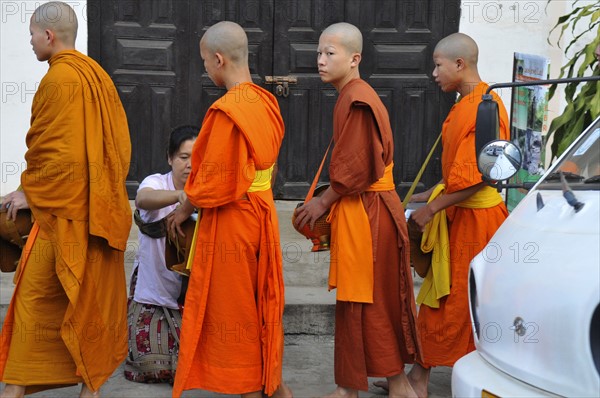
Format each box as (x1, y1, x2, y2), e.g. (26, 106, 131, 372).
(1, 191, 29, 222)
(294, 196, 328, 231)
(409, 203, 434, 232)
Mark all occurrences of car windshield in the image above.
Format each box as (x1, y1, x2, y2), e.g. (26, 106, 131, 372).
(542, 118, 600, 187)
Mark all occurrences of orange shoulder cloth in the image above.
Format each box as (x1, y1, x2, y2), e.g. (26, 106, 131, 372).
(22, 50, 131, 250)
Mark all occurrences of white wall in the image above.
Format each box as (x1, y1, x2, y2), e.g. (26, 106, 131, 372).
(0, 0, 88, 196)
(459, 0, 597, 165)
(460, 0, 598, 120)
(1, 1, 595, 194)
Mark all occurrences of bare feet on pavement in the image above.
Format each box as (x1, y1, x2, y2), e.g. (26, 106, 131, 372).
(387, 373, 417, 398)
(373, 380, 389, 392)
(80, 384, 100, 398)
(407, 363, 430, 398)
(0, 385, 25, 398)
(322, 386, 359, 398)
(271, 382, 294, 398)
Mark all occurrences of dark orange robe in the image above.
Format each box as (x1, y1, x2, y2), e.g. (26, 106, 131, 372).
(172, 82, 285, 397)
(0, 50, 132, 392)
(328, 79, 420, 391)
(417, 81, 509, 367)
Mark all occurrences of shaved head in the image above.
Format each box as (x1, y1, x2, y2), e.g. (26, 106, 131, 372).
(32, 1, 78, 46)
(321, 22, 363, 54)
(201, 21, 248, 65)
(434, 33, 478, 67)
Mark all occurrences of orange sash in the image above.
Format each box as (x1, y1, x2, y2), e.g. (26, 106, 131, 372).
(328, 163, 394, 303)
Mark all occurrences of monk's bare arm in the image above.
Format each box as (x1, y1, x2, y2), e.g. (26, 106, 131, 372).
(135, 187, 184, 211)
(410, 179, 443, 203)
(410, 182, 486, 231)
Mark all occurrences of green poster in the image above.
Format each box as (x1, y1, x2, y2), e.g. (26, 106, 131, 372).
(507, 53, 551, 211)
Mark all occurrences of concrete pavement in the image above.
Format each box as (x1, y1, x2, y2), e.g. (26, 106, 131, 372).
(0, 200, 451, 397)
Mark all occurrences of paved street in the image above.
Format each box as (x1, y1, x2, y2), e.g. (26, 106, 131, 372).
(0, 201, 452, 397)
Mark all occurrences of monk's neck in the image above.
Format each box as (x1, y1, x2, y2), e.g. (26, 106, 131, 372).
(50, 43, 76, 59)
(224, 69, 253, 90)
(457, 77, 482, 98)
(334, 70, 360, 93)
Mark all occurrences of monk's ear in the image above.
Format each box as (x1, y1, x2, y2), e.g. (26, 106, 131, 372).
(214, 52, 225, 68)
(350, 52, 361, 68)
(455, 57, 466, 71)
(45, 28, 56, 44)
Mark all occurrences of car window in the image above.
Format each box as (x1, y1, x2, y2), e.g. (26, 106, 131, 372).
(541, 118, 600, 189)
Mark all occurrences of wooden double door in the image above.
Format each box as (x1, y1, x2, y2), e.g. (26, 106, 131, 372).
(88, 0, 460, 199)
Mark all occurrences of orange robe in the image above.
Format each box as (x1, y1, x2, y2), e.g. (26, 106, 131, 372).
(417, 82, 509, 367)
(328, 79, 420, 391)
(0, 50, 132, 392)
(172, 82, 285, 397)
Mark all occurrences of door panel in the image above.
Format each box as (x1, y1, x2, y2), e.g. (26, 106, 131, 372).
(273, 0, 458, 199)
(89, 0, 459, 200)
(89, 0, 192, 197)
(188, 0, 274, 123)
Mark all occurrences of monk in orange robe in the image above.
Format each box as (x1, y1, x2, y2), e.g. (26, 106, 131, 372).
(405, 33, 510, 396)
(166, 21, 291, 398)
(0, 2, 132, 398)
(294, 22, 421, 398)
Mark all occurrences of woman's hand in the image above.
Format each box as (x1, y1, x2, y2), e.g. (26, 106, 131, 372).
(166, 199, 195, 239)
(177, 190, 187, 205)
(1, 191, 29, 222)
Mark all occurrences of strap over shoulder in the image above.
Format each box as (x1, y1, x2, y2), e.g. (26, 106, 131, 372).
(133, 209, 167, 239)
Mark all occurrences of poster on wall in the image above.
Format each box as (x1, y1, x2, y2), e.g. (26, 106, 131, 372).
(507, 52, 551, 211)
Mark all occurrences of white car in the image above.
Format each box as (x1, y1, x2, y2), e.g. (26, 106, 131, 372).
(452, 116, 600, 397)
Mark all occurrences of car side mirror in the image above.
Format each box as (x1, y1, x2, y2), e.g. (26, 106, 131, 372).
(475, 94, 500, 159)
(478, 140, 522, 181)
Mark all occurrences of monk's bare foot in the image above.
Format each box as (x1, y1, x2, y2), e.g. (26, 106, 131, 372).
(80, 384, 100, 398)
(387, 373, 417, 398)
(373, 380, 389, 392)
(322, 386, 358, 398)
(271, 382, 293, 398)
(406, 364, 430, 398)
(0, 385, 25, 398)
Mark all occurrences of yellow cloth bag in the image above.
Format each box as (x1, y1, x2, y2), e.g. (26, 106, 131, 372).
(416, 184, 451, 308)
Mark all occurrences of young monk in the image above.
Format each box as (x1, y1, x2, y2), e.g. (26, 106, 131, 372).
(400, 33, 509, 396)
(293, 22, 421, 398)
(0, 2, 131, 398)
(166, 21, 292, 398)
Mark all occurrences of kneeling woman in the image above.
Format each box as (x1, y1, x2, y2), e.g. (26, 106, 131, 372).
(124, 125, 198, 384)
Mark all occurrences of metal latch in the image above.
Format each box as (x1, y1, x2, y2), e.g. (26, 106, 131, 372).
(264, 76, 297, 97)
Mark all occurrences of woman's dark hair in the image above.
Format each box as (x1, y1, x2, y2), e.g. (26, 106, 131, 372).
(167, 125, 199, 159)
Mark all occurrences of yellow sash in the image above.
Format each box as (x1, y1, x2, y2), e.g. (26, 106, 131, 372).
(187, 164, 273, 270)
(247, 164, 274, 193)
(328, 163, 394, 303)
(456, 185, 503, 208)
(416, 184, 451, 308)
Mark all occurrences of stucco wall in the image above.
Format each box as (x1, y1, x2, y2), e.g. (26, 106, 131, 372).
(0, 0, 596, 194)
(460, 0, 597, 126)
(1, 0, 88, 195)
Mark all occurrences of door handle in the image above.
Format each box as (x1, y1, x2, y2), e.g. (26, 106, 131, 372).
(265, 76, 297, 97)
